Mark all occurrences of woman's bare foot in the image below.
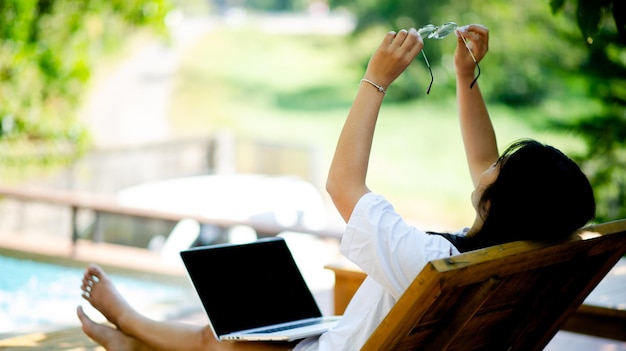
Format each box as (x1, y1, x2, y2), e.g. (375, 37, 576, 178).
(77, 306, 145, 351)
(80, 264, 136, 331)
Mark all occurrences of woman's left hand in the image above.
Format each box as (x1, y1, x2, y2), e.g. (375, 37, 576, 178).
(454, 24, 489, 79)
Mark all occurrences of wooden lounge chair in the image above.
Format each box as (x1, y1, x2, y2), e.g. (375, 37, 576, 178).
(361, 219, 626, 351)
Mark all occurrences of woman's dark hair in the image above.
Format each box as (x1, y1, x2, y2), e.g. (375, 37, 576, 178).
(471, 139, 596, 248)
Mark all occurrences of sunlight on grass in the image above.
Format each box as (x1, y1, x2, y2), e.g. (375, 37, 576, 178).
(168, 25, 592, 229)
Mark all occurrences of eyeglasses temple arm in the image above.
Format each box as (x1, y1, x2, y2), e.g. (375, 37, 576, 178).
(421, 50, 434, 94)
(459, 33, 481, 89)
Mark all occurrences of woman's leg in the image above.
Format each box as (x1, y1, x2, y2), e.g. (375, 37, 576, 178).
(79, 263, 214, 350)
(78, 264, 297, 351)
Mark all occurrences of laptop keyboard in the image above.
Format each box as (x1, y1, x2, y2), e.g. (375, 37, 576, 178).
(248, 319, 330, 334)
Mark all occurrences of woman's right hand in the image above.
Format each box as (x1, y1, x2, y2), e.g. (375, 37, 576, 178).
(363, 28, 424, 91)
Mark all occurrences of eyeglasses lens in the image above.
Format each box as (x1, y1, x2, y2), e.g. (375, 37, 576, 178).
(418, 25, 436, 38)
(430, 22, 457, 39)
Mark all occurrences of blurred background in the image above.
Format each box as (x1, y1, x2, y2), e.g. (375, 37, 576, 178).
(0, 0, 624, 344)
(1, 0, 624, 231)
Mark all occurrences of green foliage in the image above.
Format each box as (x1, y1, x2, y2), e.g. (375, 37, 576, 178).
(0, 0, 171, 182)
(328, 0, 589, 106)
(551, 0, 625, 45)
(246, 0, 293, 11)
(546, 0, 626, 222)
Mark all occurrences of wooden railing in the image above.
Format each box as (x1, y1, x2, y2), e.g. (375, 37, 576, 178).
(0, 184, 343, 249)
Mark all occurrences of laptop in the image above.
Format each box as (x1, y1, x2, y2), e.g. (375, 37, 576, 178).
(180, 237, 341, 341)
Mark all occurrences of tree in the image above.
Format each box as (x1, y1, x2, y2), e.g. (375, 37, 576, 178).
(549, 0, 626, 222)
(0, 0, 171, 182)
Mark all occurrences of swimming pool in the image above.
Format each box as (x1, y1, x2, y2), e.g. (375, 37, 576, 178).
(0, 254, 198, 337)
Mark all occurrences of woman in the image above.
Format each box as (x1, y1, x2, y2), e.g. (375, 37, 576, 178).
(77, 24, 595, 351)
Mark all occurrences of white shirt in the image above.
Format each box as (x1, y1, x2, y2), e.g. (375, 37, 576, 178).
(294, 192, 464, 351)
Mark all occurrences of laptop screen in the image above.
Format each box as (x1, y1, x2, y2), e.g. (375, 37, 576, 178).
(180, 237, 323, 336)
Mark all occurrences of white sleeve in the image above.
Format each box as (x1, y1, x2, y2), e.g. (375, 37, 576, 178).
(340, 192, 458, 299)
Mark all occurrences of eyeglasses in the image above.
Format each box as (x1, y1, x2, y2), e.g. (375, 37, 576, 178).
(417, 22, 481, 94)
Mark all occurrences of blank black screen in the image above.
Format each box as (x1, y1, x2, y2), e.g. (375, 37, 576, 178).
(180, 237, 322, 336)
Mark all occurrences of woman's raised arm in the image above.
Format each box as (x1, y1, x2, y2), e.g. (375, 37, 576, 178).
(326, 29, 423, 222)
(454, 24, 499, 187)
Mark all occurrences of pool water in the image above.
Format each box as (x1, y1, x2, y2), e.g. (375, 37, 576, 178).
(0, 255, 196, 337)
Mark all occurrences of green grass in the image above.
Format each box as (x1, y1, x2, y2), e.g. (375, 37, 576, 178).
(168, 26, 593, 229)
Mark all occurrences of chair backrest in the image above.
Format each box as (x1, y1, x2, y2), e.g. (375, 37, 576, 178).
(361, 219, 626, 351)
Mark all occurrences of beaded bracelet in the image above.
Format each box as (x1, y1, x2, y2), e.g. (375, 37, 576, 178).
(360, 78, 386, 94)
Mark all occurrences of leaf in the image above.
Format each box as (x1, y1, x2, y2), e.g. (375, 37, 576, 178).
(576, 0, 603, 43)
(613, 0, 626, 45)
(549, 0, 566, 14)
